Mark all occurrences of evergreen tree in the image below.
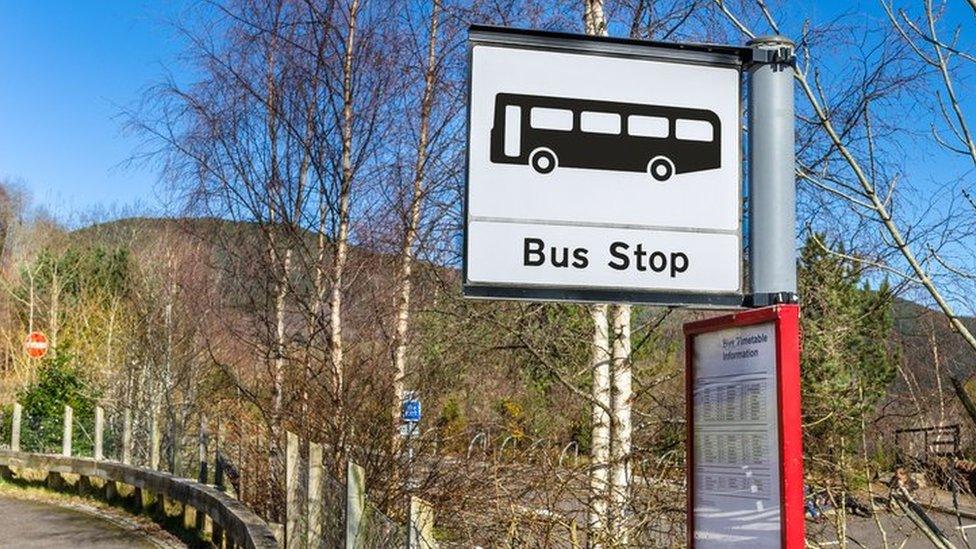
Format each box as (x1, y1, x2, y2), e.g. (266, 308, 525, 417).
(798, 234, 896, 474)
(16, 351, 100, 455)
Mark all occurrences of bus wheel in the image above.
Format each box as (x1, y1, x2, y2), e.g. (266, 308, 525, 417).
(530, 149, 557, 175)
(648, 156, 674, 182)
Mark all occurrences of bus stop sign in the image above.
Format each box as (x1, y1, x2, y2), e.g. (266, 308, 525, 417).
(463, 26, 746, 307)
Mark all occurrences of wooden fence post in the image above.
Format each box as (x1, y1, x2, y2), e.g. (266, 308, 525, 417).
(62, 405, 73, 457)
(286, 431, 301, 549)
(150, 413, 161, 470)
(215, 419, 226, 494)
(94, 406, 104, 460)
(409, 496, 437, 549)
(11, 403, 21, 452)
(196, 413, 209, 532)
(307, 441, 324, 548)
(346, 461, 366, 549)
(198, 413, 209, 483)
(122, 408, 132, 464)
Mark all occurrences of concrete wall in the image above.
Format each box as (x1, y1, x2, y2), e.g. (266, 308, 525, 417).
(0, 450, 278, 549)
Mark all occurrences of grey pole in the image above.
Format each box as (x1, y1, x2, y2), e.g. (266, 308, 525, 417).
(748, 36, 797, 306)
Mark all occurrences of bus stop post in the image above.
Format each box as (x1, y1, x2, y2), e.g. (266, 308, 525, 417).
(747, 36, 797, 306)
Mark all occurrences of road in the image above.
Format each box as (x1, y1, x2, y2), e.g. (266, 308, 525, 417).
(0, 495, 161, 548)
(807, 504, 976, 548)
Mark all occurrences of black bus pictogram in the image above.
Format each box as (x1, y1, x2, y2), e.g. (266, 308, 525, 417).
(489, 93, 721, 181)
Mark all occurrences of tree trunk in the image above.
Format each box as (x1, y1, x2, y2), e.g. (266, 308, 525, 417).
(588, 303, 611, 546)
(272, 248, 291, 431)
(610, 303, 632, 541)
(269, 246, 291, 506)
(49, 266, 60, 353)
(392, 0, 441, 469)
(328, 0, 360, 469)
(296, 110, 315, 444)
(263, 8, 288, 516)
(583, 3, 612, 546)
(583, 0, 608, 36)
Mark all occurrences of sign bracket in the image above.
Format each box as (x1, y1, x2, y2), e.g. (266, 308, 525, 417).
(748, 44, 796, 66)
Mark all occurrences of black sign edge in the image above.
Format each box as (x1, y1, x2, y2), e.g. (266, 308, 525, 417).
(469, 24, 750, 67)
(463, 284, 745, 309)
(461, 26, 748, 308)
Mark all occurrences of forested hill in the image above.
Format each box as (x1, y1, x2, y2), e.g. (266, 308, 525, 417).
(70, 216, 976, 395)
(24, 214, 976, 521)
(69, 214, 454, 301)
(891, 297, 976, 390)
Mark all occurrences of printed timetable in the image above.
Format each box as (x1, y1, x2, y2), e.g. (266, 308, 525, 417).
(691, 322, 781, 546)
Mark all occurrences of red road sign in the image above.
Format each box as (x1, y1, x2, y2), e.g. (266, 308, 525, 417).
(684, 305, 804, 548)
(24, 331, 49, 359)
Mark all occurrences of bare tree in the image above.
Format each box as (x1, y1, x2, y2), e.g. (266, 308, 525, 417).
(390, 0, 443, 462)
(588, 302, 611, 544)
(712, 0, 976, 355)
(609, 303, 632, 542)
(582, 2, 614, 544)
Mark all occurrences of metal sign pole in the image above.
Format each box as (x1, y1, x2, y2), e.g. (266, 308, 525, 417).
(405, 424, 412, 548)
(748, 36, 797, 306)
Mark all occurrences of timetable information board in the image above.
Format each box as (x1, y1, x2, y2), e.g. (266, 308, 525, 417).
(684, 305, 804, 549)
(692, 322, 780, 546)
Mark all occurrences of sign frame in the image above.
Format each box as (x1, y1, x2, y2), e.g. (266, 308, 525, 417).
(683, 304, 803, 548)
(463, 25, 752, 308)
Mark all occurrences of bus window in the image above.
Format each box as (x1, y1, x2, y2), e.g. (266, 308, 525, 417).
(504, 105, 521, 157)
(628, 115, 668, 138)
(675, 119, 714, 142)
(580, 111, 620, 134)
(531, 107, 573, 131)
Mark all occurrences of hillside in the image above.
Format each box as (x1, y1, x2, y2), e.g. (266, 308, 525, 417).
(71, 217, 976, 390)
(65, 218, 976, 445)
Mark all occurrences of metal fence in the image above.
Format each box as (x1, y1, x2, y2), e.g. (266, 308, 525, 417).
(283, 435, 436, 549)
(2, 403, 439, 548)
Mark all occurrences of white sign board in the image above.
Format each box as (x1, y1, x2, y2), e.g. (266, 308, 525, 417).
(691, 322, 780, 545)
(464, 27, 745, 306)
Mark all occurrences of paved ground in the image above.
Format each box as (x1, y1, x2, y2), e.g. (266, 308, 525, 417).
(0, 495, 160, 548)
(806, 487, 976, 548)
(808, 509, 976, 547)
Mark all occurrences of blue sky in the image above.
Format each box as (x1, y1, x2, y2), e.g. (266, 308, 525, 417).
(0, 1, 192, 221)
(1, 0, 972, 224)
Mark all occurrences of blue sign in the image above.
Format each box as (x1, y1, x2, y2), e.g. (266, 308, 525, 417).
(402, 398, 422, 423)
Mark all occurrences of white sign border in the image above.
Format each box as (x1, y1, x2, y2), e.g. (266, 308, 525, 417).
(462, 26, 749, 308)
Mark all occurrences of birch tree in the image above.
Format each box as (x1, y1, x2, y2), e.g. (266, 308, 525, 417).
(391, 0, 443, 458)
(587, 302, 611, 545)
(582, 3, 611, 545)
(324, 0, 360, 465)
(609, 303, 632, 542)
(581, 3, 635, 544)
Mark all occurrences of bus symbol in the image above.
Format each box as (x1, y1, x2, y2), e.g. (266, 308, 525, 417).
(490, 93, 721, 181)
